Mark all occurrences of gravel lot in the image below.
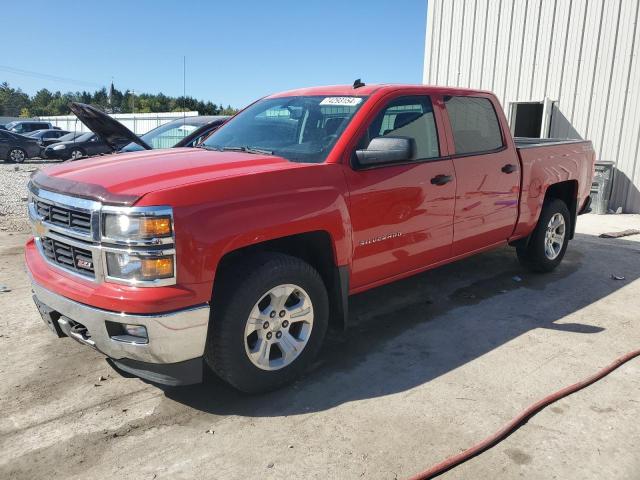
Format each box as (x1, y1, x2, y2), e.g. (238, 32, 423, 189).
(0, 159, 59, 233)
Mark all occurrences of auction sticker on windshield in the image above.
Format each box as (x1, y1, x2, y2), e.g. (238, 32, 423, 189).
(319, 97, 363, 106)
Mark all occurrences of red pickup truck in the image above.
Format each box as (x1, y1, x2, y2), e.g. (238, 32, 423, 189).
(26, 83, 595, 392)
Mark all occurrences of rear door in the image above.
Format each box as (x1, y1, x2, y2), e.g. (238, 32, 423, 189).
(343, 93, 456, 290)
(443, 95, 520, 256)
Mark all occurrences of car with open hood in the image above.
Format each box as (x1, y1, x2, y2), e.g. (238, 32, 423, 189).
(68, 102, 229, 154)
(42, 132, 121, 160)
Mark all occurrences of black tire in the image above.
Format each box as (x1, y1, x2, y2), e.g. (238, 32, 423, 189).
(205, 252, 329, 393)
(516, 198, 571, 272)
(8, 148, 26, 163)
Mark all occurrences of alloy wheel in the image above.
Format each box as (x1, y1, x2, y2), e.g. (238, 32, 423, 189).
(544, 212, 566, 260)
(9, 149, 25, 163)
(244, 284, 314, 371)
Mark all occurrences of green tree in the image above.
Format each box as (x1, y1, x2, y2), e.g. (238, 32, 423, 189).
(30, 89, 55, 116)
(0, 82, 31, 116)
(0, 82, 238, 117)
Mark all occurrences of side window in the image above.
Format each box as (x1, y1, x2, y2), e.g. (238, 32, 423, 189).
(359, 95, 440, 162)
(444, 96, 504, 155)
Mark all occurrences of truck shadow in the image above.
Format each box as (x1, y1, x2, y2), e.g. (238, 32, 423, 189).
(164, 233, 640, 416)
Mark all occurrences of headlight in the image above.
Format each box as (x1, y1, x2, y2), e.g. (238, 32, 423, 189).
(103, 212, 172, 242)
(52, 144, 66, 150)
(105, 251, 174, 282)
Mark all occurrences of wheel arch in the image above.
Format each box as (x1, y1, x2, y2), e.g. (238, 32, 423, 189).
(510, 179, 578, 249)
(543, 180, 578, 239)
(212, 231, 349, 331)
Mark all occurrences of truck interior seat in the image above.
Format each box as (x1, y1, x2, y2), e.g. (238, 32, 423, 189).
(324, 117, 346, 136)
(383, 112, 423, 135)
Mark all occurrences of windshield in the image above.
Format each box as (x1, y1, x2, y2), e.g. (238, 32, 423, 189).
(202, 95, 366, 163)
(141, 119, 200, 147)
(75, 133, 94, 142)
(121, 118, 203, 152)
(58, 132, 80, 142)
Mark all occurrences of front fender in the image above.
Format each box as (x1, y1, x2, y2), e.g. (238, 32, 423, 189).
(139, 163, 352, 304)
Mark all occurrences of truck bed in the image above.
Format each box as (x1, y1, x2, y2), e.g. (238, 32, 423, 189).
(511, 136, 595, 240)
(514, 137, 588, 149)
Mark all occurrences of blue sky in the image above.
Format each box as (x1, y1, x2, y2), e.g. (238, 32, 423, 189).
(1, 0, 427, 108)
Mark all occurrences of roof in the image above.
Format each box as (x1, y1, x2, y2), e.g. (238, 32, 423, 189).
(267, 83, 496, 98)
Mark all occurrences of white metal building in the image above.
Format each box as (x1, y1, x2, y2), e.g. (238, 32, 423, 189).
(38, 111, 199, 136)
(424, 0, 640, 213)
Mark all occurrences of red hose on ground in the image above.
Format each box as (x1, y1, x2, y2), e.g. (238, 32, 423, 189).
(407, 349, 640, 480)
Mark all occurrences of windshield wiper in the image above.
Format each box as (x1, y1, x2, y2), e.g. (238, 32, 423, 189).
(219, 146, 273, 155)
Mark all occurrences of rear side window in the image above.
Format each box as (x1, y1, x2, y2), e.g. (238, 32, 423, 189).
(361, 95, 440, 161)
(444, 96, 503, 155)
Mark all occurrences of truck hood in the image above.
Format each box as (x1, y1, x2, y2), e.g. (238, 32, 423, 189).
(69, 102, 152, 151)
(31, 148, 303, 206)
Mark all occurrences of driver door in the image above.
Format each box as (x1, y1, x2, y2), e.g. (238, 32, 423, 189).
(342, 94, 456, 290)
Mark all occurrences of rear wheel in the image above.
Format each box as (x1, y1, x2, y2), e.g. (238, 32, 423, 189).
(516, 198, 570, 272)
(8, 148, 26, 163)
(205, 252, 329, 393)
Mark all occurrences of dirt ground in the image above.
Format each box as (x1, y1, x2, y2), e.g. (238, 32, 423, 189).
(0, 214, 639, 480)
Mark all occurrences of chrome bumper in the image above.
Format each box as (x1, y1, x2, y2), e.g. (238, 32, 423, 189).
(31, 281, 210, 364)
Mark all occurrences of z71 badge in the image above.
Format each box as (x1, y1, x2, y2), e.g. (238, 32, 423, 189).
(77, 258, 93, 269)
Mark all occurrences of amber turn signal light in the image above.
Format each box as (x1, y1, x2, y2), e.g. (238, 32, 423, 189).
(140, 257, 174, 279)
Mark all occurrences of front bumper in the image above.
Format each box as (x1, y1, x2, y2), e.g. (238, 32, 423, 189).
(31, 280, 210, 385)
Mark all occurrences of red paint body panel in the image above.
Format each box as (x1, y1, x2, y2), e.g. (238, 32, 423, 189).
(512, 142, 595, 239)
(25, 84, 595, 315)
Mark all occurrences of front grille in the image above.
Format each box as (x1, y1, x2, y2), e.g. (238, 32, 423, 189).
(41, 237, 95, 278)
(36, 200, 92, 234)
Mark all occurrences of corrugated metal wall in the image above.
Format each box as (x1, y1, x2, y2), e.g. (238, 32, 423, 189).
(424, 0, 640, 213)
(38, 111, 199, 135)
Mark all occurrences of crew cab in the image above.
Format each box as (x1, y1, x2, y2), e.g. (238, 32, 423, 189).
(25, 83, 595, 392)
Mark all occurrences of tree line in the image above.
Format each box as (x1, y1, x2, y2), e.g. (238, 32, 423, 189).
(0, 82, 238, 118)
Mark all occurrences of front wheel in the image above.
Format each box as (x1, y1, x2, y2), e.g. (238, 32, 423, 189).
(8, 148, 26, 163)
(69, 149, 84, 160)
(205, 253, 329, 393)
(517, 198, 570, 272)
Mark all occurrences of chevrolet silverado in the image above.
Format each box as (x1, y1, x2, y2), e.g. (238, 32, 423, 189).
(25, 83, 595, 393)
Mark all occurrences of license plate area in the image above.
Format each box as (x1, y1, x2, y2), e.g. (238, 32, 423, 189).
(32, 295, 66, 338)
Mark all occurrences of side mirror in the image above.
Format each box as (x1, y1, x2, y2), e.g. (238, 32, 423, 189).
(355, 136, 414, 167)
